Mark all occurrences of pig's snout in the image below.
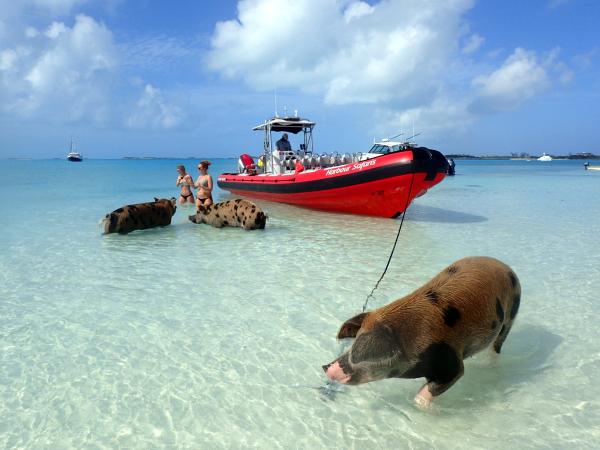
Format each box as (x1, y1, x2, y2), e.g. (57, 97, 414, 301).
(323, 361, 351, 384)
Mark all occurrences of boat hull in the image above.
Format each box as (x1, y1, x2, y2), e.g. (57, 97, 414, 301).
(67, 156, 82, 162)
(217, 148, 448, 218)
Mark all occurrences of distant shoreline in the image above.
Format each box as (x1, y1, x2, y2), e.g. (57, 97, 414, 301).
(446, 154, 600, 160)
(4, 154, 599, 161)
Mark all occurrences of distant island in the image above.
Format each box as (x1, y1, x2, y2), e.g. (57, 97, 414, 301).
(119, 153, 600, 161)
(446, 152, 600, 160)
(121, 156, 236, 160)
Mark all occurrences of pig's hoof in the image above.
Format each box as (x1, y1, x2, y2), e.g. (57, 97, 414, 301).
(414, 394, 431, 409)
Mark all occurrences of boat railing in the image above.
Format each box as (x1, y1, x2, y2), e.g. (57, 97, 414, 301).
(272, 150, 365, 173)
(244, 148, 377, 176)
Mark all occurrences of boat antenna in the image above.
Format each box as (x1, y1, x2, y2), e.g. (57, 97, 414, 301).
(361, 172, 416, 313)
(405, 132, 421, 142)
(274, 88, 279, 117)
(388, 131, 404, 140)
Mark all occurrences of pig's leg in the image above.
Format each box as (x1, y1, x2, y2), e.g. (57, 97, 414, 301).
(414, 361, 464, 408)
(493, 321, 514, 354)
(411, 343, 464, 408)
(414, 384, 433, 408)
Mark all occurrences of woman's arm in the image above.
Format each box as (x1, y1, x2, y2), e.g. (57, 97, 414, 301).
(206, 175, 213, 193)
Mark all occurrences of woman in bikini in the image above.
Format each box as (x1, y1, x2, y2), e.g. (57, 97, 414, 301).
(195, 160, 214, 208)
(176, 165, 195, 205)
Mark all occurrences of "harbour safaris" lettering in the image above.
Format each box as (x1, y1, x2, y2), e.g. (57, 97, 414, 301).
(325, 159, 376, 176)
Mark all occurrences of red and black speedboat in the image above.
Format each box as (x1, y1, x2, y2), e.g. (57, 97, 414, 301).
(217, 116, 449, 218)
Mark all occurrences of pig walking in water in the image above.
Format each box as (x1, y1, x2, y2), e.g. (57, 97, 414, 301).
(323, 256, 521, 408)
(102, 197, 177, 234)
(188, 199, 266, 230)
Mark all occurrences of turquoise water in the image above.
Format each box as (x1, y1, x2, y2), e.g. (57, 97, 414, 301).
(1, 158, 599, 448)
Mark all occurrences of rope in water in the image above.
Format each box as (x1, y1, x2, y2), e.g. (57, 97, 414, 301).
(361, 172, 416, 313)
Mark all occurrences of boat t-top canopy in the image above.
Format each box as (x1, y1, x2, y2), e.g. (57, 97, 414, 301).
(253, 115, 316, 165)
(253, 117, 316, 134)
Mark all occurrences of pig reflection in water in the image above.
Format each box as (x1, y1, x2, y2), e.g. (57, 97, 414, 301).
(323, 256, 521, 408)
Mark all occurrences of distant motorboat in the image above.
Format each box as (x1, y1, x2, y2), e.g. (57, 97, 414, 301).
(537, 153, 552, 162)
(67, 140, 82, 162)
(584, 163, 600, 171)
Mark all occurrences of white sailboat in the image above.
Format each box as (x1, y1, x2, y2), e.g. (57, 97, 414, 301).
(67, 140, 83, 162)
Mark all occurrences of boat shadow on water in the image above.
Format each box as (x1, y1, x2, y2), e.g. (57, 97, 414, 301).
(408, 204, 487, 224)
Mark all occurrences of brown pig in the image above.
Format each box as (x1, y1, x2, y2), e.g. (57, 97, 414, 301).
(102, 197, 177, 234)
(323, 256, 521, 407)
(188, 199, 266, 230)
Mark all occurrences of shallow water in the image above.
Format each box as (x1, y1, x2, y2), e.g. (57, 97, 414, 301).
(1, 158, 599, 448)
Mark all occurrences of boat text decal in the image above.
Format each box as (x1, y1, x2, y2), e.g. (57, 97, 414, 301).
(325, 159, 376, 176)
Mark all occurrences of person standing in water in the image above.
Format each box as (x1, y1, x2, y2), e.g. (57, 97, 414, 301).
(195, 160, 214, 208)
(176, 165, 195, 205)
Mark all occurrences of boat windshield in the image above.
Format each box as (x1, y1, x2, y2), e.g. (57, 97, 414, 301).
(368, 144, 402, 154)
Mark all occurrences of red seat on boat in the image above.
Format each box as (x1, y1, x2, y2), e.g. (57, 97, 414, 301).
(238, 153, 257, 175)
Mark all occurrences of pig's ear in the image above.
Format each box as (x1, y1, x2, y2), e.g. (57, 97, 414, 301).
(337, 312, 368, 339)
(350, 325, 398, 364)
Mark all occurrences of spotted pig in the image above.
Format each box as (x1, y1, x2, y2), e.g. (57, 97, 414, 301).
(323, 256, 521, 408)
(102, 197, 177, 234)
(188, 199, 266, 230)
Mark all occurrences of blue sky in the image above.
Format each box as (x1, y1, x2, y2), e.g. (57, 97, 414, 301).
(0, 0, 598, 158)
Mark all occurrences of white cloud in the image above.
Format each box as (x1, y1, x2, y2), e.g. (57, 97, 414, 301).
(344, 1, 375, 23)
(1, 14, 117, 123)
(206, 0, 575, 137)
(126, 83, 184, 129)
(375, 96, 473, 139)
(471, 48, 550, 111)
(45, 21, 67, 38)
(1, 5, 190, 130)
(207, 0, 475, 105)
(462, 33, 484, 54)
